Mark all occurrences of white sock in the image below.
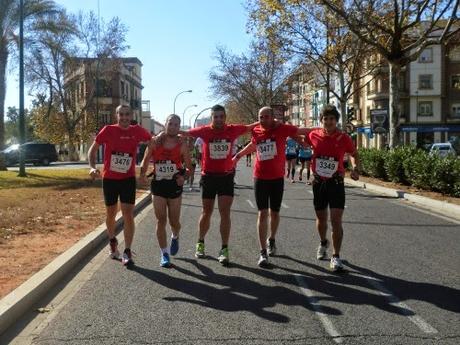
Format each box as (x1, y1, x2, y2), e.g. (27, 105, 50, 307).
(161, 247, 169, 254)
(171, 234, 178, 240)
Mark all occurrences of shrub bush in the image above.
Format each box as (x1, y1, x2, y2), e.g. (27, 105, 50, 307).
(358, 148, 387, 179)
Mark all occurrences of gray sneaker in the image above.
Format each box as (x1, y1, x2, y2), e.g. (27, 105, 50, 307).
(316, 240, 329, 260)
(330, 256, 344, 272)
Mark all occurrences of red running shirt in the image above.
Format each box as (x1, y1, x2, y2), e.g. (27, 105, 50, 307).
(251, 124, 298, 180)
(307, 129, 356, 179)
(189, 124, 247, 174)
(151, 142, 183, 180)
(95, 124, 151, 180)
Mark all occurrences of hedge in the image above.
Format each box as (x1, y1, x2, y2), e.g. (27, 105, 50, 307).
(358, 147, 460, 197)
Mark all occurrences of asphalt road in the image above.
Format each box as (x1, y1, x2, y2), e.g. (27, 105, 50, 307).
(6, 161, 460, 345)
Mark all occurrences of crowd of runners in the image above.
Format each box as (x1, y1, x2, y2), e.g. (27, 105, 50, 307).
(88, 103, 360, 272)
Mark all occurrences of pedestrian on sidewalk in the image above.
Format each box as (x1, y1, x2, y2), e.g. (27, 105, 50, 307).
(140, 114, 192, 268)
(88, 104, 152, 267)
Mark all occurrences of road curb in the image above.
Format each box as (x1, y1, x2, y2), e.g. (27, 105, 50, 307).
(345, 178, 460, 221)
(0, 191, 152, 336)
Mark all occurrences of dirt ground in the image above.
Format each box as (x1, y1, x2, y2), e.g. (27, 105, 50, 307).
(0, 169, 149, 298)
(349, 173, 460, 206)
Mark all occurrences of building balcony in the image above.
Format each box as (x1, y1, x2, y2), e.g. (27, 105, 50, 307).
(367, 89, 389, 100)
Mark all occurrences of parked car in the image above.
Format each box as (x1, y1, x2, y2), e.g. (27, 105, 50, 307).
(1, 142, 58, 166)
(429, 142, 457, 158)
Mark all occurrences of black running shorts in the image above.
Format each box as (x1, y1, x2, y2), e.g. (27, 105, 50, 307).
(312, 177, 345, 210)
(254, 178, 284, 212)
(102, 177, 136, 206)
(151, 179, 183, 199)
(200, 173, 234, 199)
(285, 154, 297, 161)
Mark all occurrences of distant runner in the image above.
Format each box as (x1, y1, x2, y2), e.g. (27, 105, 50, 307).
(298, 141, 313, 184)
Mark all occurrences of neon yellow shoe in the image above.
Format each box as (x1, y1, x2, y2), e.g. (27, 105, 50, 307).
(195, 242, 205, 258)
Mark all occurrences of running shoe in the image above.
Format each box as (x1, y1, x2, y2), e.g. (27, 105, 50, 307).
(121, 248, 134, 266)
(109, 238, 120, 259)
(299, 175, 303, 181)
(195, 242, 205, 258)
(267, 239, 277, 256)
(330, 256, 344, 272)
(316, 240, 329, 260)
(160, 252, 171, 267)
(170, 237, 179, 256)
(258, 253, 269, 267)
(218, 247, 229, 265)
(291, 179, 295, 183)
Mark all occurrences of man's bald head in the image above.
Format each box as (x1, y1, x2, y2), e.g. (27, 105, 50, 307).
(258, 106, 274, 117)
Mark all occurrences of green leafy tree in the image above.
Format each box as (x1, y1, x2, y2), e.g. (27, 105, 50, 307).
(0, 0, 59, 169)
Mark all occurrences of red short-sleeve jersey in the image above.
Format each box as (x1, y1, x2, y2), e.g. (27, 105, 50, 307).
(251, 123, 298, 180)
(307, 129, 355, 178)
(95, 124, 151, 180)
(188, 124, 247, 174)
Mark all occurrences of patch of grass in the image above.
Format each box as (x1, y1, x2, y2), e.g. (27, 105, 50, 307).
(0, 169, 99, 190)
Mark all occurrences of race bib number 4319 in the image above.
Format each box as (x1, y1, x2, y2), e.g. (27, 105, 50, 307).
(209, 140, 231, 159)
(155, 160, 177, 180)
(110, 152, 132, 173)
(316, 156, 338, 178)
(257, 140, 277, 161)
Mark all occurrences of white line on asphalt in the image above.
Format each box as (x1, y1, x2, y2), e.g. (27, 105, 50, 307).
(246, 199, 255, 208)
(307, 190, 313, 194)
(356, 273, 438, 334)
(282, 202, 289, 209)
(294, 274, 343, 344)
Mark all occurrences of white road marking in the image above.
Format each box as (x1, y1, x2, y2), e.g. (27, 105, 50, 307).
(294, 274, 343, 343)
(282, 202, 289, 209)
(356, 273, 438, 334)
(307, 190, 313, 194)
(246, 199, 255, 208)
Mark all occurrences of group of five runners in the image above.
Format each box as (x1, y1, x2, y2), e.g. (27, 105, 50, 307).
(88, 103, 360, 271)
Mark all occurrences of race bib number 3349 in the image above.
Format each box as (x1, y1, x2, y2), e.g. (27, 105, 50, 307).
(110, 152, 132, 173)
(316, 156, 338, 178)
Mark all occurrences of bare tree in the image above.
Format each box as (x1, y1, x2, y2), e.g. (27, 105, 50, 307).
(319, 0, 459, 147)
(209, 39, 287, 123)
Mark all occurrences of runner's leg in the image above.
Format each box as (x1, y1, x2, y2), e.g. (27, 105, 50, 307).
(106, 204, 118, 239)
(199, 198, 214, 241)
(315, 209, 328, 243)
(330, 208, 344, 256)
(120, 203, 135, 249)
(217, 195, 233, 246)
(167, 196, 182, 238)
(153, 196, 168, 249)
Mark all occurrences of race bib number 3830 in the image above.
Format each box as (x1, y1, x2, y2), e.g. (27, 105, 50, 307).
(316, 156, 338, 178)
(209, 140, 231, 159)
(110, 152, 132, 173)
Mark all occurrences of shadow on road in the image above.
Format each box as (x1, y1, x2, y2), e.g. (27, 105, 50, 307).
(131, 258, 341, 323)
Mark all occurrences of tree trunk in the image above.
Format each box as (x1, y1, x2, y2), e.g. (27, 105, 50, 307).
(388, 62, 401, 147)
(338, 66, 347, 127)
(0, 43, 8, 170)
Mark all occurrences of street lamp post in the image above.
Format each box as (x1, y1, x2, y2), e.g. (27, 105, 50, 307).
(173, 90, 192, 114)
(182, 104, 197, 128)
(18, 0, 26, 177)
(193, 106, 212, 128)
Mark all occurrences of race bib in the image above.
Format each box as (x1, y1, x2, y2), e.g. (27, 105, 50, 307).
(209, 140, 231, 159)
(110, 152, 132, 173)
(155, 160, 177, 180)
(286, 146, 297, 155)
(257, 140, 277, 161)
(316, 156, 339, 178)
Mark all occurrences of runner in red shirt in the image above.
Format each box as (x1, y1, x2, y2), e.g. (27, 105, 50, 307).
(140, 114, 191, 268)
(88, 105, 152, 267)
(183, 104, 257, 265)
(306, 105, 360, 272)
(233, 106, 310, 267)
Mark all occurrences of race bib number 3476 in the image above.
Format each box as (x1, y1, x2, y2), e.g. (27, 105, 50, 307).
(209, 140, 230, 159)
(110, 152, 132, 173)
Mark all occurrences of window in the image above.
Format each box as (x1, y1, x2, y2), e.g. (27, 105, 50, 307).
(452, 104, 460, 118)
(418, 101, 433, 116)
(449, 46, 460, 61)
(452, 75, 460, 90)
(419, 75, 433, 89)
(419, 48, 433, 63)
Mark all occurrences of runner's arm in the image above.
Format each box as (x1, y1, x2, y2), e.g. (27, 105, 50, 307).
(349, 150, 360, 180)
(181, 142, 193, 178)
(244, 121, 260, 132)
(296, 127, 311, 136)
(140, 138, 155, 177)
(88, 141, 99, 170)
(234, 142, 256, 161)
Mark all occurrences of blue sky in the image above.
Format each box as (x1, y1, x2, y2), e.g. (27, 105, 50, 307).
(5, 0, 252, 125)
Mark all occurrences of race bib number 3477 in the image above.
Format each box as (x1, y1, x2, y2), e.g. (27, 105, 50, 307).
(110, 152, 132, 173)
(209, 140, 231, 159)
(257, 140, 277, 161)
